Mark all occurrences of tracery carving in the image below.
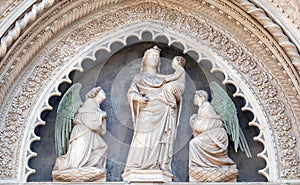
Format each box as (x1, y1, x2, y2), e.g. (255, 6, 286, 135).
(0, 0, 299, 182)
(0, 0, 298, 113)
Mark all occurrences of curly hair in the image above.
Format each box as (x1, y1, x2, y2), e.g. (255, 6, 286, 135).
(195, 90, 208, 101)
(85, 86, 102, 99)
(174, 56, 186, 67)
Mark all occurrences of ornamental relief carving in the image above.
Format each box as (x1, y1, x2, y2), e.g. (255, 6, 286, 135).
(0, 0, 22, 22)
(0, 0, 99, 104)
(1, 0, 299, 109)
(233, 0, 300, 69)
(270, 0, 300, 30)
(0, 0, 298, 117)
(274, 115, 291, 132)
(249, 70, 268, 87)
(0, 0, 299, 181)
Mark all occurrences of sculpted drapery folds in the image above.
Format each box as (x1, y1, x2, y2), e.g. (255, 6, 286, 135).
(52, 86, 108, 182)
(189, 90, 238, 182)
(123, 46, 186, 179)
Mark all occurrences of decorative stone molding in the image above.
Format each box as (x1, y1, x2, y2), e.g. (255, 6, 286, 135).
(0, 1, 22, 23)
(0, 0, 299, 183)
(233, 0, 300, 72)
(0, 0, 126, 108)
(245, 0, 300, 73)
(0, 0, 56, 58)
(17, 21, 273, 181)
(269, 0, 300, 30)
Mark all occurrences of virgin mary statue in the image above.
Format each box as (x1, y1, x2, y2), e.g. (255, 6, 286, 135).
(123, 46, 185, 182)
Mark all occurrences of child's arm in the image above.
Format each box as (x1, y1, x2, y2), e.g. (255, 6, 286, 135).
(165, 67, 184, 82)
(156, 74, 169, 78)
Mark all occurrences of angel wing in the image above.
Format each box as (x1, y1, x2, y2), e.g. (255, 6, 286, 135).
(55, 83, 83, 156)
(209, 81, 252, 158)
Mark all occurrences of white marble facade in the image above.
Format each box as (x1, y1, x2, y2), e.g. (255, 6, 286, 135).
(0, 0, 300, 183)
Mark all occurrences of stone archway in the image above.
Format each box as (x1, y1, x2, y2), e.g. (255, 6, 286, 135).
(0, 0, 299, 183)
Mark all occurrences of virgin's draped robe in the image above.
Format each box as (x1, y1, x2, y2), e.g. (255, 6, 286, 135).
(125, 72, 183, 173)
(53, 98, 107, 171)
(189, 101, 235, 168)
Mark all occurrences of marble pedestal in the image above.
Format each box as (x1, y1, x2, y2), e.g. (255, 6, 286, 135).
(122, 170, 173, 183)
(52, 167, 106, 182)
(189, 165, 238, 182)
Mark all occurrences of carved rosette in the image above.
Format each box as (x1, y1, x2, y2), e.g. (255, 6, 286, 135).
(0, 0, 299, 181)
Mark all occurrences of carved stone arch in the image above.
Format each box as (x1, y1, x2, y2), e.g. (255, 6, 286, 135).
(0, 0, 299, 183)
(26, 23, 269, 181)
(14, 20, 282, 182)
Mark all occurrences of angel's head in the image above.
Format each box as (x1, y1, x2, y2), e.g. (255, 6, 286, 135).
(194, 90, 208, 106)
(85, 86, 106, 104)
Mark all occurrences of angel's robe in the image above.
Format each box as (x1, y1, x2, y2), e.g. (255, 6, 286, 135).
(124, 71, 184, 173)
(53, 98, 107, 170)
(189, 101, 235, 168)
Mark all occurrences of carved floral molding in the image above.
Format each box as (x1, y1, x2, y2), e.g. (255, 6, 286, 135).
(0, 0, 299, 182)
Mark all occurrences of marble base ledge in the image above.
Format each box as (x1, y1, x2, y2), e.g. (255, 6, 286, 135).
(52, 167, 106, 182)
(190, 165, 238, 182)
(2, 181, 300, 185)
(122, 170, 173, 183)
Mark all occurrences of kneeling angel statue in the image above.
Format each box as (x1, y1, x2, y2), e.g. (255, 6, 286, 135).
(52, 84, 108, 182)
(189, 82, 251, 182)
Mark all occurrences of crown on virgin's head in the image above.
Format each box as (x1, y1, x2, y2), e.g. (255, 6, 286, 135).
(150, 45, 161, 52)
